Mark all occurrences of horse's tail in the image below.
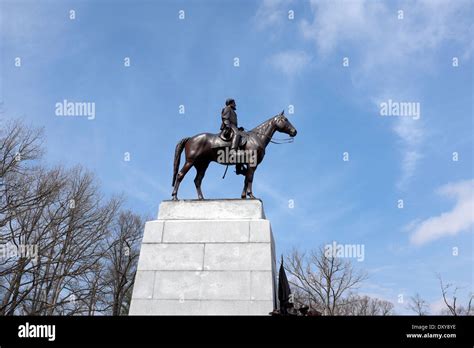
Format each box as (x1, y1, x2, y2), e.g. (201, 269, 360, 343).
(172, 137, 190, 186)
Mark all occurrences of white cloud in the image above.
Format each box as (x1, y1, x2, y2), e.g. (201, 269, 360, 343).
(254, 0, 294, 31)
(409, 179, 474, 245)
(297, 0, 472, 189)
(300, 0, 472, 67)
(393, 118, 424, 188)
(256, 1, 472, 190)
(300, 0, 385, 56)
(398, 150, 421, 188)
(268, 50, 311, 76)
(393, 118, 423, 147)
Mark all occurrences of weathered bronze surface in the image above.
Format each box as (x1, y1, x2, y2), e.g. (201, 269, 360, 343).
(171, 100, 297, 200)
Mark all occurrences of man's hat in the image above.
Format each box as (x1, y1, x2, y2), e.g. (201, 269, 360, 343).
(225, 98, 235, 106)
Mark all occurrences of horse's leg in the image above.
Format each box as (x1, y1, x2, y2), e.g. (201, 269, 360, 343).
(245, 166, 257, 199)
(194, 161, 209, 200)
(171, 160, 194, 200)
(241, 174, 249, 199)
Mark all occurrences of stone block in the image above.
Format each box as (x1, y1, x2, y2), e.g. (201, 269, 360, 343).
(203, 243, 272, 271)
(136, 244, 204, 271)
(157, 199, 265, 220)
(162, 220, 249, 243)
(142, 221, 164, 243)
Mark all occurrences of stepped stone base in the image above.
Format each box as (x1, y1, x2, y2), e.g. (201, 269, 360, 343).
(129, 199, 277, 315)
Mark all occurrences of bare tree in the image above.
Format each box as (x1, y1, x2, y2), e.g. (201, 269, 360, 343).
(0, 166, 66, 315)
(0, 164, 121, 315)
(285, 247, 368, 315)
(0, 119, 44, 230)
(406, 293, 430, 315)
(337, 294, 394, 316)
(437, 274, 473, 316)
(0, 119, 145, 316)
(104, 211, 145, 315)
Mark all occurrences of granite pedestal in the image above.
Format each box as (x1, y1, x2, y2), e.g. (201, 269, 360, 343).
(129, 199, 277, 315)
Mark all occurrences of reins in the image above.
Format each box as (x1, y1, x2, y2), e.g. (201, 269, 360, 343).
(249, 130, 294, 144)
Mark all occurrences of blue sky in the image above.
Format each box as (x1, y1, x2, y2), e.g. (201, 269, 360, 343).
(1, 0, 472, 314)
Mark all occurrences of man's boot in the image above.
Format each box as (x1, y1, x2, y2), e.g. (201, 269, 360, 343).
(231, 133, 240, 152)
(231, 133, 246, 175)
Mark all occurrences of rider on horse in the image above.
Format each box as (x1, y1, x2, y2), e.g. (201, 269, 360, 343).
(171, 108, 297, 200)
(220, 98, 246, 175)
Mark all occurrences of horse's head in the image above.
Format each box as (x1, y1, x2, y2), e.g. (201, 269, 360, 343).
(274, 110, 297, 137)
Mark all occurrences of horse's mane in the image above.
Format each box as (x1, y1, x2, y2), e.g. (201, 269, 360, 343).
(250, 115, 278, 133)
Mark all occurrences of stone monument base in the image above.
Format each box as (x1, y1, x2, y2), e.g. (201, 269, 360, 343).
(129, 199, 277, 315)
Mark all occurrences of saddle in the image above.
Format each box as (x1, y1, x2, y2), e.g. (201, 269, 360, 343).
(218, 127, 248, 147)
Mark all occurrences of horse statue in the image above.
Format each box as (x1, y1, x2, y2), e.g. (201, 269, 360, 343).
(171, 111, 297, 200)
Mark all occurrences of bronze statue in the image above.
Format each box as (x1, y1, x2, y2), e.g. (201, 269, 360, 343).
(171, 102, 297, 200)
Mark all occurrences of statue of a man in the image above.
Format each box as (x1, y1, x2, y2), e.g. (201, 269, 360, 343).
(220, 98, 245, 175)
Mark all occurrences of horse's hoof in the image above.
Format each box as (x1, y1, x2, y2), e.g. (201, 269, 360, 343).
(197, 196, 204, 200)
(241, 194, 247, 199)
(247, 193, 255, 199)
(171, 195, 178, 201)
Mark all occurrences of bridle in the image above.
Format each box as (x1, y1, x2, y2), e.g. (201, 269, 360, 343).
(249, 116, 296, 144)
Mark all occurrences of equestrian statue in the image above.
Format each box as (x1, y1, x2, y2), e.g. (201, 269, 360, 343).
(171, 98, 297, 200)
